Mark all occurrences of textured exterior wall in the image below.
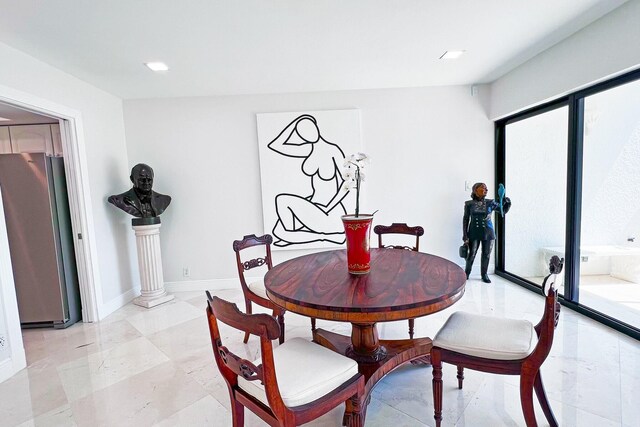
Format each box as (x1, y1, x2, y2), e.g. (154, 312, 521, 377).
(582, 79, 640, 247)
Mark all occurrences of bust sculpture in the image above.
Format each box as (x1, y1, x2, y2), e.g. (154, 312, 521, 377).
(108, 163, 171, 225)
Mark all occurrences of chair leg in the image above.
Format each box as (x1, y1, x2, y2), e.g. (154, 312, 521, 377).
(281, 415, 296, 427)
(534, 371, 558, 427)
(431, 349, 443, 427)
(456, 366, 464, 389)
(520, 372, 538, 427)
(408, 318, 415, 339)
(344, 395, 364, 427)
(231, 399, 244, 427)
(311, 317, 316, 333)
(277, 311, 285, 344)
(242, 300, 252, 344)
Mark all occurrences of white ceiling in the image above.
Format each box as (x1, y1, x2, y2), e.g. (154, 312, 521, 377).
(0, 0, 628, 99)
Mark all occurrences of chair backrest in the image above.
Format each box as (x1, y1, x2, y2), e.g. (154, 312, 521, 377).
(373, 223, 424, 251)
(232, 234, 273, 292)
(530, 256, 564, 366)
(205, 291, 285, 406)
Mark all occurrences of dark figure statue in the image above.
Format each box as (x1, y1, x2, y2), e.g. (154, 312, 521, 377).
(462, 182, 511, 283)
(108, 164, 171, 225)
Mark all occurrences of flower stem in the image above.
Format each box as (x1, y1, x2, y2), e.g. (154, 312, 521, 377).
(355, 166, 360, 217)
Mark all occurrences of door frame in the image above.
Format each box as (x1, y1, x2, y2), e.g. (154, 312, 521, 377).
(0, 84, 102, 371)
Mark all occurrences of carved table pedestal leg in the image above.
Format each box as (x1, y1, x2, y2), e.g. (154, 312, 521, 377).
(313, 324, 432, 425)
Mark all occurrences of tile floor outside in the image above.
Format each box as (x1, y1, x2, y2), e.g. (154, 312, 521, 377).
(526, 274, 640, 330)
(2, 275, 639, 426)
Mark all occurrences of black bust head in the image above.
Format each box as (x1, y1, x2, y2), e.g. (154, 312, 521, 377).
(107, 163, 171, 222)
(131, 163, 154, 197)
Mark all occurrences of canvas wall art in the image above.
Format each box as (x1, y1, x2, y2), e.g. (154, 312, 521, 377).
(257, 109, 362, 250)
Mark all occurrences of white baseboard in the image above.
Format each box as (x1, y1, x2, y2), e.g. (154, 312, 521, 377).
(94, 278, 252, 320)
(0, 359, 13, 383)
(0, 349, 26, 384)
(97, 288, 138, 320)
(165, 277, 260, 293)
(165, 278, 238, 293)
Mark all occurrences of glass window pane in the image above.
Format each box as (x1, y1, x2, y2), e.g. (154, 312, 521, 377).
(580, 78, 640, 328)
(504, 107, 568, 288)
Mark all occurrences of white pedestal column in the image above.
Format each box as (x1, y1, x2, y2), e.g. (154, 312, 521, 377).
(132, 222, 174, 308)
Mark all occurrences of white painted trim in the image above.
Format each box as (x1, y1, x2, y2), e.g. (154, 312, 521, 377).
(0, 349, 26, 384)
(0, 187, 27, 382)
(0, 359, 13, 383)
(59, 119, 101, 321)
(0, 84, 102, 323)
(165, 277, 261, 293)
(98, 288, 137, 319)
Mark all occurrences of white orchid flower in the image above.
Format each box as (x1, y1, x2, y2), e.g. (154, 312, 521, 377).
(342, 152, 370, 217)
(358, 153, 371, 166)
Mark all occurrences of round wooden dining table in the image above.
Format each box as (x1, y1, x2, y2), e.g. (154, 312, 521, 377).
(264, 248, 466, 424)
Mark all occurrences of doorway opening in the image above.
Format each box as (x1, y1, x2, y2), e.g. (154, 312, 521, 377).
(0, 90, 102, 380)
(0, 102, 82, 329)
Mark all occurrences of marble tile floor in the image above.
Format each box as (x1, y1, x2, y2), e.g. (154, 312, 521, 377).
(2, 275, 639, 426)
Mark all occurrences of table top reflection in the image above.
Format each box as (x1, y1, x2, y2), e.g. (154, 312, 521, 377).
(265, 248, 466, 322)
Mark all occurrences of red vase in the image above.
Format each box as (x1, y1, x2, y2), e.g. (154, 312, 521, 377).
(342, 214, 374, 274)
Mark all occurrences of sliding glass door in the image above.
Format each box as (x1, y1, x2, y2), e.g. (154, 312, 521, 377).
(503, 106, 568, 290)
(497, 68, 640, 339)
(579, 78, 640, 329)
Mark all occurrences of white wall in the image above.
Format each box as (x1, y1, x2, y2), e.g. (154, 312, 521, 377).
(0, 293, 9, 362)
(0, 197, 12, 362)
(0, 184, 25, 381)
(490, 0, 640, 120)
(0, 42, 136, 316)
(123, 85, 494, 284)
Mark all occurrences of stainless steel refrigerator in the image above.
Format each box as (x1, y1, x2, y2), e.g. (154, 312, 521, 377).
(0, 153, 81, 328)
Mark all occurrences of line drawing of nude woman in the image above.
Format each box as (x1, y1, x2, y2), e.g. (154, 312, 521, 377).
(268, 114, 350, 247)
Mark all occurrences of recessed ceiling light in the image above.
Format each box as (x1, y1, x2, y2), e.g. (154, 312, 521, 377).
(0, 117, 10, 122)
(439, 50, 465, 60)
(144, 62, 169, 72)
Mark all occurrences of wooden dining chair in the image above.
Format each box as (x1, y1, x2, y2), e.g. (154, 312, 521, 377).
(374, 222, 425, 339)
(206, 292, 365, 427)
(431, 256, 564, 427)
(234, 233, 317, 343)
(233, 234, 286, 344)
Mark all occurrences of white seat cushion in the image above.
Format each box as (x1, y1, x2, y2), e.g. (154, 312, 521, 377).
(433, 311, 537, 361)
(237, 337, 359, 408)
(247, 279, 268, 299)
